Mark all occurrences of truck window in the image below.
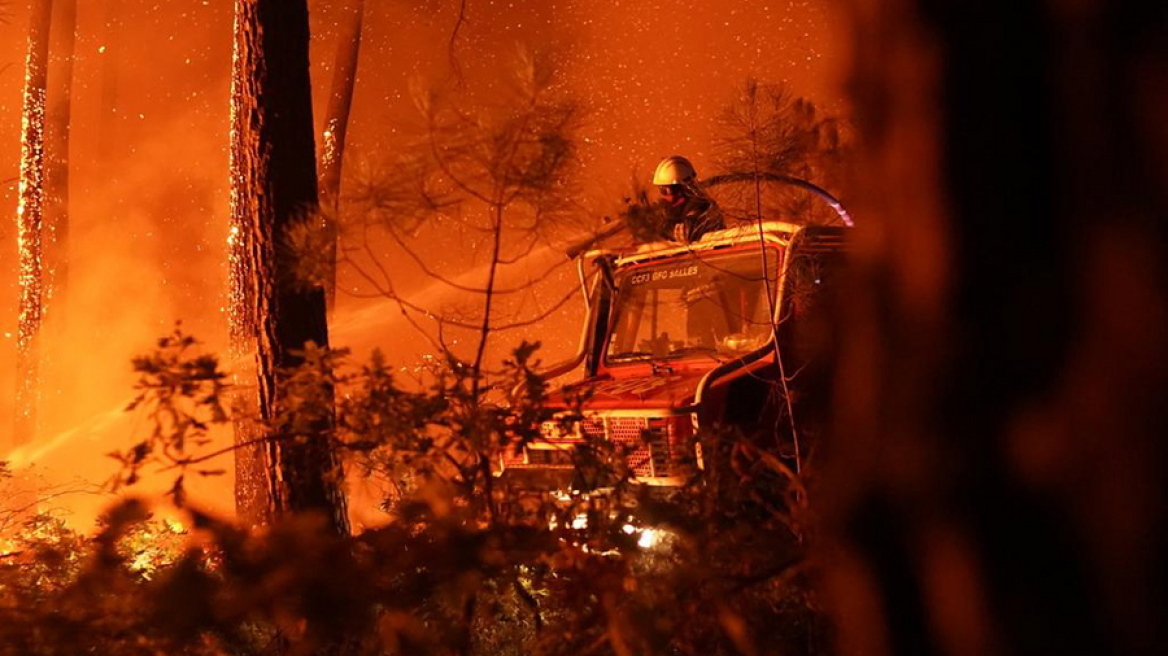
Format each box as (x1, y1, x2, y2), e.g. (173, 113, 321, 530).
(607, 249, 781, 363)
(778, 249, 844, 370)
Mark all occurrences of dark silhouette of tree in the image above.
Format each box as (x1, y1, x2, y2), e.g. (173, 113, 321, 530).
(96, 0, 124, 162)
(44, 0, 76, 307)
(319, 0, 364, 205)
(35, 0, 78, 429)
(827, 2, 1168, 656)
(712, 79, 851, 226)
(13, 0, 54, 446)
(338, 52, 584, 381)
(228, 0, 348, 535)
(318, 0, 365, 311)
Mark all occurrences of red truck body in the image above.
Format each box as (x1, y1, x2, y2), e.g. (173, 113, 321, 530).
(502, 220, 849, 486)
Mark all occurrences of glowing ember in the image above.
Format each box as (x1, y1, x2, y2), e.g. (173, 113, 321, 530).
(14, 0, 54, 445)
(0, 0, 845, 528)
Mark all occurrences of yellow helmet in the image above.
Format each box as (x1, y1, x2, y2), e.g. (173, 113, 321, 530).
(652, 155, 697, 185)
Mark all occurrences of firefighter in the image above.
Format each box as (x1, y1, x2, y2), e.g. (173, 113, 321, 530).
(652, 155, 725, 243)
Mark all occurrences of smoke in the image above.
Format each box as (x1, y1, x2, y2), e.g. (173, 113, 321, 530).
(0, 0, 848, 528)
(1, 0, 234, 527)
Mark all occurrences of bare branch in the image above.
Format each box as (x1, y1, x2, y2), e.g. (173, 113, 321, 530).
(447, 0, 468, 86)
(0, 475, 100, 534)
(380, 219, 570, 295)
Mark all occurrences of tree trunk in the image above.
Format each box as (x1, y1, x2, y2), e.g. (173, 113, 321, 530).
(229, 0, 349, 535)
(38, 0, 78, 431)
(44, 0, 76, 304)
(97, 0, 123, 163)
(13, 0, 54, 446)
(827, 2, 1168, 656)
(319, 0, 364, 310)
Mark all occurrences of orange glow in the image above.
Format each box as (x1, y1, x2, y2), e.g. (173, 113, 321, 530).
(0, 0, 848, 530)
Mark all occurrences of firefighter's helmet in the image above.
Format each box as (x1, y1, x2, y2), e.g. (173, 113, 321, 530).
(652, 155, 698, 186)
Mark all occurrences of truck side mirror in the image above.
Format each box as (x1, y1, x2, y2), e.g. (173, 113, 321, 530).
(594, 253, 617, 292)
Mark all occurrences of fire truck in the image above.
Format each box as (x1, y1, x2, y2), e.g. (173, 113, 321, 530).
(502, 184, 851, 487)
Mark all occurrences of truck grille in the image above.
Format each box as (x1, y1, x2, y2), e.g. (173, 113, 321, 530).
(500, 414, 689, 481)
(795, 226, 848, 253)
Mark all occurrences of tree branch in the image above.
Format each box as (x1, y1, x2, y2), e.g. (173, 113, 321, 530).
(446, 0, 468, 86)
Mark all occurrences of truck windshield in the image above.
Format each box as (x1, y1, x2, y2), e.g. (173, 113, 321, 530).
(607, 249, 780, 363)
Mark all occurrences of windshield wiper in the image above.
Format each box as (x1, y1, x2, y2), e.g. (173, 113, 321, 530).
(667, 345, 726, 362)
(609, 350, 655, 362)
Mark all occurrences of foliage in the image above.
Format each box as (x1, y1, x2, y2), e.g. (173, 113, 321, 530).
(397, 48, 582, 240)
(0, 329, 830, 655)
(2, 68, 835, 656)
(612, 79, 852, 244)
(343, 47, 584, 248)
(0, 500, 193, 656)
(710, 79, 852, 225)
(0, 462, 96, 536)
(322, 51, 585, 373)
(109, 326, 229, 502)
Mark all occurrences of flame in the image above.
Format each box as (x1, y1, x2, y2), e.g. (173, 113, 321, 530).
(0, 0, 845, 529)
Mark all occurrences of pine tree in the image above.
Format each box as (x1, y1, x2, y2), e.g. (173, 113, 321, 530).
(13, 0, 54, 445)
(228, 0, 348, 535)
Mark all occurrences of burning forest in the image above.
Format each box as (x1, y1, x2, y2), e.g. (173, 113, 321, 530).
(2, 1, 1167, 656)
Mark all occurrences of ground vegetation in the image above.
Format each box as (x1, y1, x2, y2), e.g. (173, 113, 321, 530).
(0, 327, 828, 656)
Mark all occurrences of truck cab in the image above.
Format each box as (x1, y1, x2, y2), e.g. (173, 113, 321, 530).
(502, 220, 849, 486)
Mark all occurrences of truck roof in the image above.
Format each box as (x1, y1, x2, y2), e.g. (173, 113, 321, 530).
(597, 220, 838, 268)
